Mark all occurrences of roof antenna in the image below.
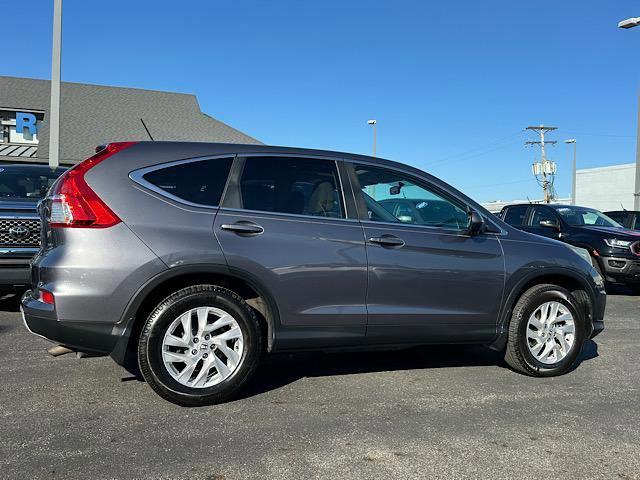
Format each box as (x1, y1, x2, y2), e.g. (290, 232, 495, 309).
(621, 203, 626, 211)
(140, 118, 154, 141)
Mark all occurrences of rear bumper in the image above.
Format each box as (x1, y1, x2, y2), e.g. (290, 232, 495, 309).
(21, 289, 120, 354)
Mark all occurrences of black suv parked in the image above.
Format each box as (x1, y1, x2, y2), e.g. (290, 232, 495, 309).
(604, 210, 640, 230)
(500, 203, 640, 290)
(22, 143, 605, 406)
(0, 164, 66, 293)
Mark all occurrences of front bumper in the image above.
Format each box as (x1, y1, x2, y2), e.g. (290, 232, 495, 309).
(0, 249, 37, 290)
(599, 256, 640, 284)
(21, 289, 120, 354)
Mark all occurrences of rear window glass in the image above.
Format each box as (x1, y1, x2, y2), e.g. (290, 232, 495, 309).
(502, 205, 528, 226)
(142, 157, 233, 206)
(0, 166, 66, 201)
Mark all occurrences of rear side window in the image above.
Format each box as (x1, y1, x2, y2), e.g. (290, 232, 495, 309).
(238, 156, 344, 218)
(530, 207, 558, 226)
(142, 157, 233, 206)
(502, 205, 528, 226)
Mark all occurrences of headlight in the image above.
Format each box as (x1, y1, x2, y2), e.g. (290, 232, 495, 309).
(604, 238, 632, 249)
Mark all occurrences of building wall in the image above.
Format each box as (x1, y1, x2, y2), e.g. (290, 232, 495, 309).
(575, 163, 635, 211)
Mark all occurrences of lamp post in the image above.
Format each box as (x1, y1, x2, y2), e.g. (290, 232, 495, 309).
(49, 0, 63, 169)
(564, 139, 577, 205)
(618, 16, 640, 209)
(367, 119, 377, 157)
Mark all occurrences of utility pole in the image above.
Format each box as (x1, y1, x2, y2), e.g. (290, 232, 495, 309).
(526, 125, 558, 203)
(617, 17, 640, 209)
(49, 0, 63, 169)
(367, 119, 377, 157)
(564, 139, 577, 205)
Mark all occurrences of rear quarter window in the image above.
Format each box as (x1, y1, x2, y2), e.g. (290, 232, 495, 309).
(141, 157, 233, 206)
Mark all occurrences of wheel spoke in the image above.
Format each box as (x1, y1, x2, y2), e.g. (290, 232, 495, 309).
(192, 357, 213, 386)
(179, 312, 192, 340)
(177, 361, 198, 382)
(556, 332, 570, 354)
(529, 315, 544, 330)
(164, 334, 189, 348)
(206, 314, 235, 333)
(163, 350, 193, 364)
(557, 323, 575, 335)
(530, 341, 544, 356)
(212, 353, 231, 378)
(213, 326, 242, 343)
(548, 302, 559, 324)
(540, 340, 555, 360)
(196, 307, 209, 336)
(217, 343, 240, 368)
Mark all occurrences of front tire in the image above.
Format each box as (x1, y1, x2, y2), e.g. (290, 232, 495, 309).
(505, 284, 586, 377)
(138, 285, 262, 406)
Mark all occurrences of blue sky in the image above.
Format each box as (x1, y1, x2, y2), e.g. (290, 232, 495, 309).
(3, 0, 638, 202)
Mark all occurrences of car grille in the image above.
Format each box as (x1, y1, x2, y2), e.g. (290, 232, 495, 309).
(0, 218, 41, 248)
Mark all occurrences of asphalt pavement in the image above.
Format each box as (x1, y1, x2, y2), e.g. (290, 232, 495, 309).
(1, 292, 639, 480)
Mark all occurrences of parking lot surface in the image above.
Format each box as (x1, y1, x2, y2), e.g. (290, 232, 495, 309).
(1, 293, 639, 480)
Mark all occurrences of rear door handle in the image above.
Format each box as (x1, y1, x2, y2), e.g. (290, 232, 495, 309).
(221, 222, 264, 235)
(369, 235, 405, 248)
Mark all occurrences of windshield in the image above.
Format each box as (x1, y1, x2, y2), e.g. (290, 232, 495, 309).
(555, 206, 623, 228)
(0, 166, 66, 201)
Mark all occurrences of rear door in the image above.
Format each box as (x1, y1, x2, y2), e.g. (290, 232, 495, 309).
(349, 163, 505, 343)
(214, 155, 368, 343)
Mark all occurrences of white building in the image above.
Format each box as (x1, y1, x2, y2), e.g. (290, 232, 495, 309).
(575, 163, 635, 211)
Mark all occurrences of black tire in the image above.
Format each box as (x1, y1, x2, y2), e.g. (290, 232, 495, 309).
(138, 284, 263, 406)
(504, 284, 586, 377)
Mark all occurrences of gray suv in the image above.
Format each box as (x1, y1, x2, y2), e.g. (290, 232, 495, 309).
(21, 142, 606, 406)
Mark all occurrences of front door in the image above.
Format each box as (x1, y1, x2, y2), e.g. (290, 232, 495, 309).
(214, 155, 368, 346)
(350, 163, 505, 343)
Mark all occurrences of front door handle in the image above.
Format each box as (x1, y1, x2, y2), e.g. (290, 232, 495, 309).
(369, 235, 405, 248)
(221, 222, 264, 235)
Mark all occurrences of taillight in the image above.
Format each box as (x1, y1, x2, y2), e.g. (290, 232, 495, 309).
(38, 289, 55, 305)
(48, 142, 136, 228)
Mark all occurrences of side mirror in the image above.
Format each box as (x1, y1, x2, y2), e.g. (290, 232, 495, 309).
(467, 210, 486, 236)
(539, 219, 560, 230)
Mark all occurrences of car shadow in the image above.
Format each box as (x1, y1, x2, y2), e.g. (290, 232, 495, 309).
(237, 340, 600, 400)
(606, 284, 640, 296)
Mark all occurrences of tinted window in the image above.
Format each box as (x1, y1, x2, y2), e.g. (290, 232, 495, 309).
(355, 165, 469, 229)
(239, 157, 344, 218)
(0, 166, 66, 201)
(143, 157, 233, 206)
(502, 205, 528, 226)
(555, 206, 621, 227)
(530, 207, 558, 226)
(605, 212, 628, 226)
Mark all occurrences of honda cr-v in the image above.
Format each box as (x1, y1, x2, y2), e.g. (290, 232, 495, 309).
(22, 142, 606, 406)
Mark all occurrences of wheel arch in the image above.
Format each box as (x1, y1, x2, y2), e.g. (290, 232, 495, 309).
(489, 267, 596, 351)
(109, 264, 281, 371)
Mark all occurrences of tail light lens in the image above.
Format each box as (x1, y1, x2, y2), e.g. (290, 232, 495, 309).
(48, 142, 136, 228)
(38, 288, 55, 305)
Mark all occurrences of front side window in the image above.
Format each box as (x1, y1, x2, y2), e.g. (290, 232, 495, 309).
(142, 157, 233, 206)
(555, 206, 621, 228)
(238, 156, 344, 218)
(355, 165, 469, 229)
(530, 207, 558, 226)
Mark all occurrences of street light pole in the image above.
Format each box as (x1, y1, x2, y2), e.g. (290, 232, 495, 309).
(367, 119, 377, 157)
(49, 0, 63, 169)
(618, 16, 640, 209)
(564, 139, 577, 205)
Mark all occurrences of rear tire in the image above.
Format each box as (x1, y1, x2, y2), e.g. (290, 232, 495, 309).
(505, 284, 585, 377)
(138, 284, 262, 406)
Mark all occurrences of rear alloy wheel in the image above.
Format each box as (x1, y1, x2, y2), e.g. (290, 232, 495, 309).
(505, 284, 586, 376)
(138, 285, 262, 406)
